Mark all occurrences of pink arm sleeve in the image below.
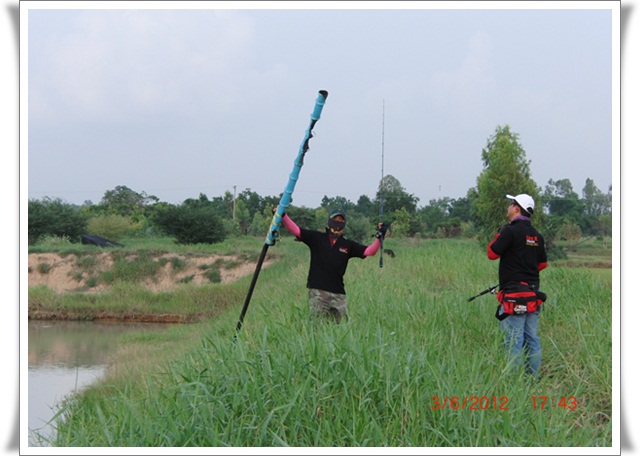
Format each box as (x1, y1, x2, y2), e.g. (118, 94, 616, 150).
(487, 233, 501, 260)
(363, 238, 381, 257)
(282, 214, 301, 238)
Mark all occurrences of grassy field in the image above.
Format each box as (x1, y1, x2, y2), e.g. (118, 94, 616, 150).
(40, 236, 613, 448)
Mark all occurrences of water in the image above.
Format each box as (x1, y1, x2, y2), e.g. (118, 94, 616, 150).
(27, 320, 170, 446)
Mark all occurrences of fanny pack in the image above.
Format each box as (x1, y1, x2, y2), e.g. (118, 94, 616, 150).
(495, 282, 547, 321)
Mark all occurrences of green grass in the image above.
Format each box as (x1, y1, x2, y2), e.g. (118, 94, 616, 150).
(28, 234, 265, 256)
(46, 237, 613, 447)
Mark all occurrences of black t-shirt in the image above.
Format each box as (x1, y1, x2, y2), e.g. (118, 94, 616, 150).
(298, 228, 368, 295)
(490, 218, 547, 288)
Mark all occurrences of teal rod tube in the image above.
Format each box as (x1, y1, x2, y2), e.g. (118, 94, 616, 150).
(266, 90, 328, 245)
(236, 90, 328, 333)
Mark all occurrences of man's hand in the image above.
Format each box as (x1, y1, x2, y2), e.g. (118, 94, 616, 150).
(375, 222, 388, 240)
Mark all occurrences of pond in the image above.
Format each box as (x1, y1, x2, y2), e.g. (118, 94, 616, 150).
(27, 320, 171, 446)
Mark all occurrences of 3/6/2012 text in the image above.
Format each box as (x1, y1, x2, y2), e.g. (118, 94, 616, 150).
(430, 395, 509, 411)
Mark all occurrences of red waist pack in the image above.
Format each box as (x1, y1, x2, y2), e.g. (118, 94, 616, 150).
(495, 282, 546, 320)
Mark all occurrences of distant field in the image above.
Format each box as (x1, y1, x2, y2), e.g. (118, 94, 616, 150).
(554, 237, 613, 286)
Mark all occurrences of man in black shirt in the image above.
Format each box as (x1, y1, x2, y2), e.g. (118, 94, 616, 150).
(282, 209, 385, 323)
(487, 194, 548, 377)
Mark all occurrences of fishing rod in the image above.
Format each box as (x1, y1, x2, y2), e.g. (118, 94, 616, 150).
(467, 284, 499, 302)
(379, 99, 385, 268)
(235, 90, 329, 333)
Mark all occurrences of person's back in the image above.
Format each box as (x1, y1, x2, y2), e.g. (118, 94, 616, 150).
(490, 217, 546, 288)
(487, 194, 548, 378)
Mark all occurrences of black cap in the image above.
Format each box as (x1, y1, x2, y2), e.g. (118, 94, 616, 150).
(329, 209, 346, 220)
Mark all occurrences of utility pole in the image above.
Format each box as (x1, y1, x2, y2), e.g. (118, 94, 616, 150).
(233, 185, 236, 220)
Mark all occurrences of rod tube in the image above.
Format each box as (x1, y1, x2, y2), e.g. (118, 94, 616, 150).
(266, 90, 328, 246)
(235, 90, 329, 333)
(236, 243, 269, 332)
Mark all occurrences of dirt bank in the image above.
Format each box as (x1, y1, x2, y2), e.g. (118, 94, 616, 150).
(28, 251, 270, 322)
(28, 252, 266, 293)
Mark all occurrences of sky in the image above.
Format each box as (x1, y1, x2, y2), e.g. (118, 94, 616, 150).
(23, 1, 616, 210)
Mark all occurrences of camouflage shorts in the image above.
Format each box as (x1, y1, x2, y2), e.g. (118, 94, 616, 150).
(308, 288, 348, 323)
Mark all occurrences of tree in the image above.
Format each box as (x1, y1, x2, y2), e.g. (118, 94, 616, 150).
(320, 195, 355, 213)
(100, 185, 158, 216)
(417, 198, 450, 235)
(248, 207, 272, 237)
(237, 189, 265, 221)
(542, 178, 583, 222)
(234, 199, 252, 235)
(582, 178, 611, 217)
(391, 207, 412, 237)
(581, 180, 612, 237)
(287, 206, 316, 230)
(473, 125, 539, 245)
(449, 197, 473, 223)
(355, 194, 376, 219)
(314, 207, 329, 232)
(415, 196, 473, 238)
(183, 193, 211, 208)
(375, 175, 419, 219)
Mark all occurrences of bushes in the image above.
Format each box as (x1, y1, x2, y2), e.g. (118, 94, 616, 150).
(28, 198, 87, 245)
(153, 204, 227, 245)
(86, 215, 143, 241)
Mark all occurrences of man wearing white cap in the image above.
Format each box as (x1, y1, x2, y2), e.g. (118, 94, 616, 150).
(487, 194, 548, 378)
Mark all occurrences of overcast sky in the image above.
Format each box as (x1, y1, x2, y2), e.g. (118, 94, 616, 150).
(23, 1, 616, 209)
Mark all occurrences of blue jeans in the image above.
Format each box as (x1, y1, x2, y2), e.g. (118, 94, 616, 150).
(499, 307, 542, 377)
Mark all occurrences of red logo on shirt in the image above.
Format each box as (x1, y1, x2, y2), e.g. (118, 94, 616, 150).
(526, 235, 539, 247)
(339, 247, 349, 254)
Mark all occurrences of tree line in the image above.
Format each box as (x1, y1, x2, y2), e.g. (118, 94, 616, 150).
(28, 125, 612, 259)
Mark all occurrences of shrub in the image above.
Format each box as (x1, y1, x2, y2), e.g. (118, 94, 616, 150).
(153, 204, 227, 245)
(248, 211, 270, 237)
(28, 198, 87, 245)
(36, 262, 53, 274)
(37, 235, 74, 247)
(86, 215, 143, 241)
(340, 212, 372, 244)
(169, 257, 187, 271)
(204, 268, 221, 283)
(558, 222, 582, 242)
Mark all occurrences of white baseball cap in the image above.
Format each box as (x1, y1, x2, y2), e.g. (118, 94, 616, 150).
(506, 194, 535, 215)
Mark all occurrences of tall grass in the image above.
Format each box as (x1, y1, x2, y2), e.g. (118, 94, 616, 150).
(52, 238, 613, 447)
